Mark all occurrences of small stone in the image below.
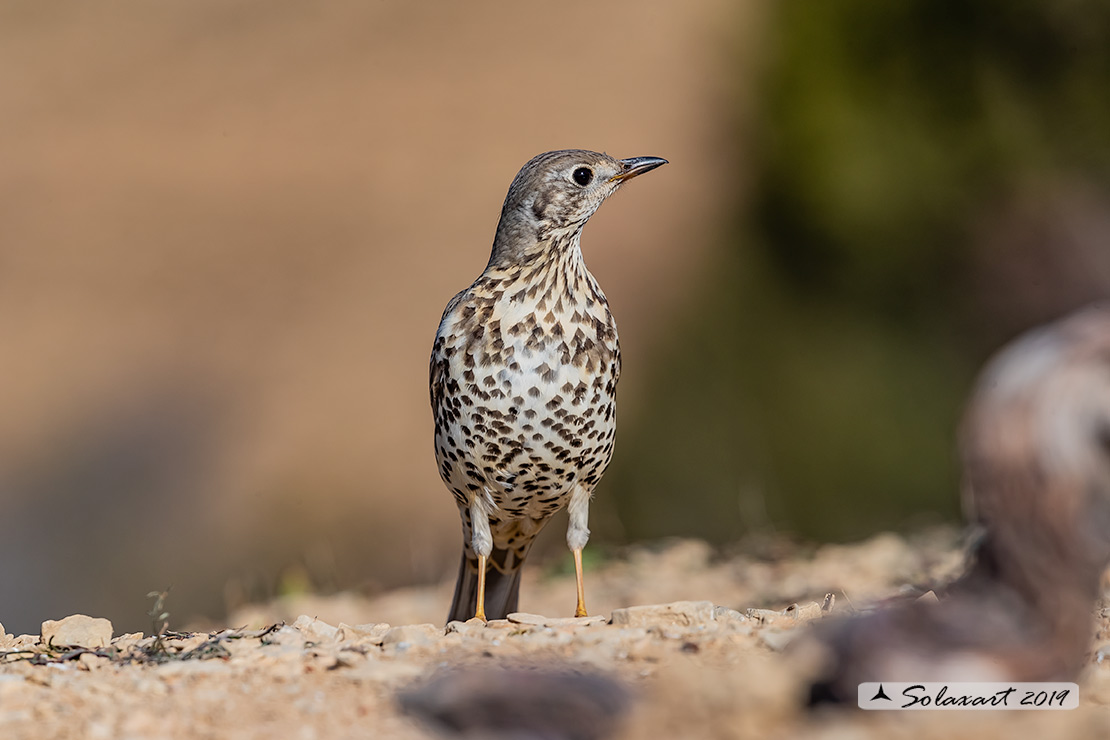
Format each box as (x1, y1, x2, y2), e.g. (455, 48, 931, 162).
(745, 608, 784, 625)
(337, 622, 390, 644)
(264, 624, 305, 646)
(508, 613, 607, 628)
(293, 615, 339, 643)
(381, 623, 442, 648)
(713, 606, 748, 625)
(507, 612, 552, 626)
(77, 653, 109, 671)
(166, 633, 210, 653)
(109, 632, 144, 652)
(10, 635, 38, 651)
(782, 601, 823, 623)
(41, 615, 113, 648)
(759, 628, 797, 652)
(445, 620, 486, 638)
(917, 590, 940, 604)
(610, 601, 716, 628)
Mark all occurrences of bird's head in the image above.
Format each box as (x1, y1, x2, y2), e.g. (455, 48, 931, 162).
(490, 149, 666, 267)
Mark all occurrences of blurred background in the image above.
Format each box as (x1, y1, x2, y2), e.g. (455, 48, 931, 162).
(1, 0, 1108, 635)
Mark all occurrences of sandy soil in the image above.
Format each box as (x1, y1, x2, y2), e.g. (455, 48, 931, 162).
(2, 532, 1109, 739)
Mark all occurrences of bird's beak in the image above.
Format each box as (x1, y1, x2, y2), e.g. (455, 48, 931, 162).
(609, 156, 668, 183)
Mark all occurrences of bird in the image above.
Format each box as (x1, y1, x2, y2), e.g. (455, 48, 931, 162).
(808, 303, 1110, 703)
(430, 149, 667, 623)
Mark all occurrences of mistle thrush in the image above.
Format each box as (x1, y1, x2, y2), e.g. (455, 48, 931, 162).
(430, 149, 666, 622)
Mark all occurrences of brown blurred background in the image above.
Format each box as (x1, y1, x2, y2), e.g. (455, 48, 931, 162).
(2, 0, 1108, 635)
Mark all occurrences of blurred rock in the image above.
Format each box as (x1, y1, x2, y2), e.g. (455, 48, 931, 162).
(759, 629, 798, 652)
(712, 606, 748, 625)
(264, 624, 304, 647)
(611, 601, 716, 628)
(398, 663, 630, 740)
(745, 608, 785, 625)
(781, 601, 824, 623)
(292, 615, 339, 643)
(444, 620, 483, 638)
(41, 615, 113, 648)
(337, 622, 390, 644)
(77, 653, 109, 671)
(382, 624, 442, 648)
(507, 613, 607, 628)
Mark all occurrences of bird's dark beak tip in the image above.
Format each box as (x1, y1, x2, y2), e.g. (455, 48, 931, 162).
(611, 156, 668, 182)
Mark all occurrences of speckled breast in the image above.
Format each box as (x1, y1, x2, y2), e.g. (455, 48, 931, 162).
(430, 270, 620, 522)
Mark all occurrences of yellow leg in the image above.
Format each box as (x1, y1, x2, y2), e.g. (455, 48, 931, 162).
(573, 548, 588, 617)
(474, 554, 488, 622)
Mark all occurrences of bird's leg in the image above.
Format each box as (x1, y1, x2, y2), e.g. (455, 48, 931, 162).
(474, 554, 488, 622)
(572, 548, 588, 618)
(567, 486, 591, 618)
(470, 495, 494, 622)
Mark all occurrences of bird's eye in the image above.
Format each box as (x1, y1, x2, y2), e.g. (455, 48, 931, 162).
(572, 167, 593, 186)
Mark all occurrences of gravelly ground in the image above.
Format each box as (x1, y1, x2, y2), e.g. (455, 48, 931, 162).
(3, 532, 1109, 739)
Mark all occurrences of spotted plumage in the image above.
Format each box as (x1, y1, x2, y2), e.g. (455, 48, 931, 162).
(430, 149, 666, 622)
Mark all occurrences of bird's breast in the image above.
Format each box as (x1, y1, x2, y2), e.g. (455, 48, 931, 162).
(432, 277, 620, 516)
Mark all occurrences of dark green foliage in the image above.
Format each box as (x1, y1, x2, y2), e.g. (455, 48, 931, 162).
(604, 0, 1110, 543)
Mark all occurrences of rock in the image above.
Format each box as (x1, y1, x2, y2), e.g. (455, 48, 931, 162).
(77, 653, 109, 671)
(745, 608, 784, 625)
(507, 613, 608, 628)
(337, 622, 390, 644)
(9, 635, 38, 651)
(759, 629, 798, 652)
(381, 623, 442, 648)
(781, 601, 823, 623)
(292, 615, 339, 643)
(748, 600, 829, 626)
(611, 601, 716, 628)
(41, 615, 113, 648)
(264, 624, 305, 646)
(713, 606, 747, 625)
(916, 590, 940, 604)
(445, 620, 485, 638)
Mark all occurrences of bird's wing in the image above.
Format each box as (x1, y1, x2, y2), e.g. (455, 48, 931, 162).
(429, 288, 470, 410)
